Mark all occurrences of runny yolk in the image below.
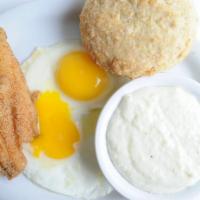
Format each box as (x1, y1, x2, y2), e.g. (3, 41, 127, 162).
(32, 91, 80, 159)
(56, 51, 109, 101)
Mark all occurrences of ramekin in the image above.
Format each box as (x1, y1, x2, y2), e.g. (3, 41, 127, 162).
(95, 74, 200, 200)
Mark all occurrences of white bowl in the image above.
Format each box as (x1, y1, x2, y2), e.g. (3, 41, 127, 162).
(95, 74, 200, 200)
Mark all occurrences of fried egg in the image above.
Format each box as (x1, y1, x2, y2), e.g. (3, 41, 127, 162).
(22, 40, 127, 199)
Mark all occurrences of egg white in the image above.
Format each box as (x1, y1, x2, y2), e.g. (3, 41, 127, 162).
(22, 40, 128, 199)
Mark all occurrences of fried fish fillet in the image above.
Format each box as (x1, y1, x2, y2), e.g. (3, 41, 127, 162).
(0, 28, 38, 179)
(0, 78, 26, 178)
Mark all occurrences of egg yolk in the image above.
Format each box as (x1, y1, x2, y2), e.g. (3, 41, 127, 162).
(32, 91, 80, 159)
(56, 51, 109, 101)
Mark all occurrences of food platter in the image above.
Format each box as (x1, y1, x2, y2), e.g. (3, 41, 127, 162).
(0, 0, 200, 199)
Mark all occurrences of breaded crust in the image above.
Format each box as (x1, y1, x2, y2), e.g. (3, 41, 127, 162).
(80, 0, 197, 79)
(0, 28, 38, 178)
(0, 28, 38, 142)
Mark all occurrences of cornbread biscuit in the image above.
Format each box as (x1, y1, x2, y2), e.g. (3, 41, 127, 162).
(80, 0, 197, 79)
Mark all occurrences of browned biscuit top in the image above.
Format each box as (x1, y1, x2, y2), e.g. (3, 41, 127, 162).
(80, 0, 197, 79)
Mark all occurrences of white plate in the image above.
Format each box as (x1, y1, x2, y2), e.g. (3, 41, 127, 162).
(0, 0, 200, 200)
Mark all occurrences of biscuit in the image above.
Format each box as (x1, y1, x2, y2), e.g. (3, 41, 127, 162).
(80, 0, 197, 79)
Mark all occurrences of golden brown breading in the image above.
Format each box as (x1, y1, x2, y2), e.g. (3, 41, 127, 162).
(80, 0, 197, 79)
(0, 28, 38, 179)
(0, 28, 38, 142)
(31, 91, 40, 104)
(0, 78, 26, 178)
